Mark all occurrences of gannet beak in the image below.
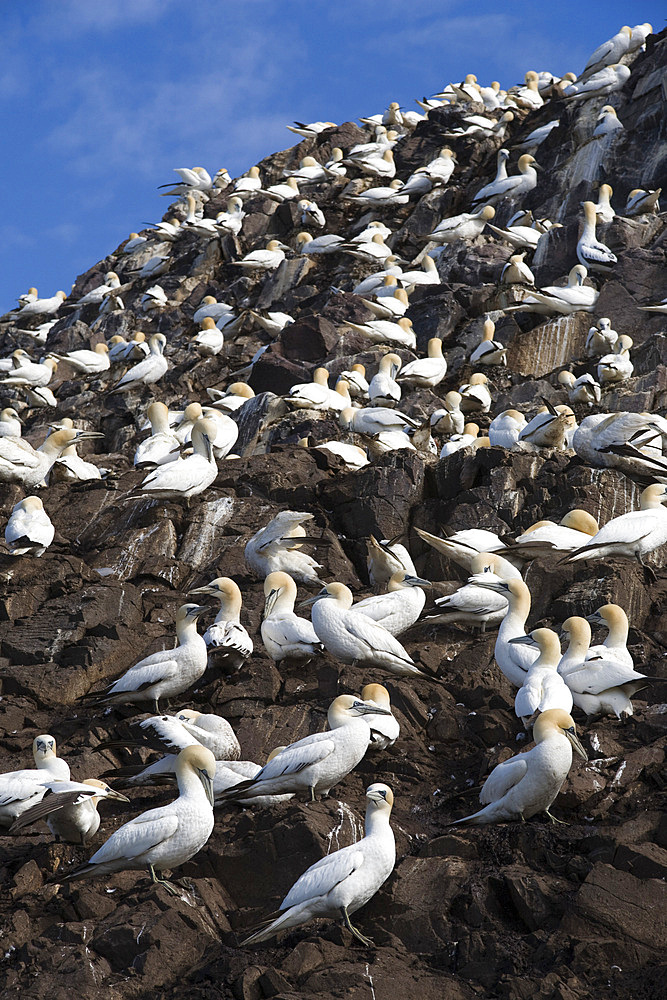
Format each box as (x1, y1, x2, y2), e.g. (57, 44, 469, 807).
(509, 635, 537, 646)
(404, 575, 432, 587)
(75, 430, 105, 440)
(354, 698, 392, 716)
(298, 587, 328, 608)
(190, 585, 215, 596)
(107, 789, 131, 803)
(366, 787, 389, 802)
(474, 579, 508, 593)
(190, 604, 209, 618)
(198, 768, 215, 807)
(564, 727, 588, 761)
(263, 588, 279, 618)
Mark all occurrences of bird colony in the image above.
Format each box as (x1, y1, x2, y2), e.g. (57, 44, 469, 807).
(0, 22, 665, 1000)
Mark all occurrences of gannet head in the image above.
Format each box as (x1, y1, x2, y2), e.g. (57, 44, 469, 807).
(183, 402, 204, 423)
(534, 709, 587, 760)
(444, 391, 462, 409)
(16, 496, 45, 515)
(366, 782, 394, 812)
(379, 353, 402, 376)
(569, 264, 588, 286)
(149, 333, 167, 355)
(518, 154, 538, 173)
(226, 382, 254, 399)
(511, 627, 561, 659)
(387, 571, 431, 591)
(263, 571, 297, 617)
(83, 778, 130, 804)
(561, 616, 591, 647)
(586, 603, 627, 631)
(200, 317, 217, 331)
(176, 603, 208, 625)
(177, 745, 216, 806)
(302, 581, 354, 610)
(327, 695, 393, 728)
(560, 509, 599, 535)
(94, 343, 110, 355)
(639, 483, 667, 509)
(0, 407, 21, 423)
(360, 683, 392, 708)
(190, 576, 241, 608)
(33, 735, 57, 760)
(339, 407, 356, 431)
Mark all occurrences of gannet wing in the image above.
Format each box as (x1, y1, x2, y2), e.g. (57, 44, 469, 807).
(9, 782, 101, 831)
(138, 716, 198, 752)
(281, 845, 365, 909)
(479, 756, 528, 805)
(107, 655, 180, 694)
(88, 809, 179, 865)
(0, 772, 45, 807)
(255, 734, 336, 781)
(340, 611, 414, 661)
(515, 681, 541, 718)
(563, 659, 644, 694)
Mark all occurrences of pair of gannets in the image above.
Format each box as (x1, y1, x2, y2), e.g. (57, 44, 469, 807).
(573, 413, 667, 479)
(288, 369, 351, 411)
(0, 427, 101, 489)
(563, 64, 631, 101)
(453, 710, 586, 824)
(351, 571, 429, 635)
(511, 630, 574, 727)
(0, 736, 70, 827)
(471, 155, 539, 207)
(245, 510, 323, 585)
(511, 510, 599, 559)
(134, 401, 180, 467)
(559, 616, 646, 719)
(190, 577, 253, 671)
(1, 353, 57, 387)
(508, 265, 598, 315)
(10, 778, 129, 845)
(138, 417, 219, 500)
(558, 371, 601, 406)
(18, 290, 67, 317)
(217, 695, 391, 805)
(92, 604, 208, 713)
(61, 746, 215, 896)
(51, 342, 110, 375)
(110, 334, 168, 392)
(562, 484, 667, 569)
(4, 496, 54, 556)
(425, 205, 495, 244)
(597, 336, 633, 384)
(244, 782, 395, 947)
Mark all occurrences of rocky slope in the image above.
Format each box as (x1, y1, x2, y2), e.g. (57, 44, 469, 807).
(0, 28, 666, 1000)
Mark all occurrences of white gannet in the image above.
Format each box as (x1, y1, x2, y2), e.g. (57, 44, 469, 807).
(488, 221, 542, 250)
(352, 571, 429, 636)
(284, 155, 329, 184)
(593, 105, 624, 137)
(459, 373, 491, 413)
(233, 165, 262, 194)
(452, 709, 586, 824)
(259, 176, 301, 202)
(624, 188, 661, 216)
(346, 317, 416, 350)
(342, 233, 395, 264)
(215, 195, 246, 236)
(261, 571, 323, 664)
(397, 256, 440, 292)
(288, 368, 351, 412)
(18, 290, 67, 317)
(0, 427, 101, 489)
(577, 201, 617, 273)
(508, 265, 598, 315)
(563, 484, 667, 569)
(366, 535, 416, 591)
(580, 26, 633, 79)
(192, 317, 224, 357)
(513, 70, 544, 110)
(424, 552, 518, 631)
(471, 155, 539, 207)
(192, 295, 236, 325)
(69, 272, 121, 309)
(593, 183, 615, 224)
(9, 779, 129, 845)
(208, 382, 255, 413)
(297, 198, 326, 229)
(49, 418, 101, 482)
(470, 319, 507, 366)
(93, 604, 209, 713)
(101, 709, 241, 762)
(563, 64, 631, 101)
(190, 577, 253, 671)
(586, 604, 633, 667)
(627, 22, 653, 51)
(501, 253, 535, 286)
(440, 422, 480, 457)
(426, 205, 495, 243)
(61, 745, 215, 895)
(217, 696, 391, 805)
(414, 526, 507, 573)
(558, 617, 646, 720)
(431, 392, 465, 436)
(369, 353, 402, 407)
(470, 148, 510, 205)
(4, 496, 54, 556)
(245, 510, 323, 585)
(585, 317, 618, 357)
(344, 179, 407, 207)
(313, 440, 369, 470)
(296, 231, 346, 254)
(201, 406, 239, 459)
(339, 406, 420, 439)
(134, 401, 180, 467)
(174, 402, 204, 444)
(396, 338, 447, 388)
(597, 335, 633, 384)
(51, 343, 110, 375)
(511, 629, 574, 727)
(360, 287, 409, 320)
(513, 120, 560, 152)
(346, 147, 396, 179)
(357, 684, 400, 749)
(475, 578, 538, 686)
(305, 582, 431, 679)
(572, 413, 667, 479)
(558, 371, 601, 406)
(110, 334, 168, 392)
(286, 120, 336, 137)
(138, 416, 219, 500)
(1, 354, 57, 388)
(489, 409, 527, 448)
(518, 403, 576, 452)
(243, 782, 395, 947)
(0, 736, 70, 827)
(0, 407, 22, 438)
(511, 510, 599, 559)
(233, 240, 287, 272)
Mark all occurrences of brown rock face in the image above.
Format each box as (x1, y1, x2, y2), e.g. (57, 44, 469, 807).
(0, 28, 665, 1000)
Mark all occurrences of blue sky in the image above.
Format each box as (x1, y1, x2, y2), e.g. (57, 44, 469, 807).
(1, 2, 663, 314)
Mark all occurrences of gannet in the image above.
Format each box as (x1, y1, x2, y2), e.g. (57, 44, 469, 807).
(519, 404, 576, 451)
(577, 201, 617, 273)
(0, 736, 70, 827)
(233, 166, 262, 194)
(360, 287, 409, 320)
(597, 335, 633, 384)
(259, 176, 301, 202)
(346, 317, 416, 349)
(511, 510, 599, 560)
(261, 571, 323, 664)
(459, 373, 491, 413)
(0, 407, 21, 438)
(17, 287, 38, 306)
(243, 782, 395, 947)
(339, 405, 420, 437)
(431, 392, 465, 436)
(585, 318, 618, 357)
(470, 319, 507, 366)
(424, 553, 517, 632)
(488, 221, 542, 250)
(313, 440, 369, 470)
(558, 371, 601, 406)
(344, 180, 408, 206)
(628, 22, 653, 51)
(593, 183, 615, 224)
(10, 779, 129, 845)
(18, 290, 67, 317)
(217, 696, 391, 804)
(414, 526, 507, 574)
(345, 147, 396, 179)
(514, 120, 560, 152)
(352, 571, 429, 636)
(488, 409, 527, 448)
(342, 233, 395, 264)
(563, 484, 667, 569)
(426, 205, 495, 243)
(297, 198, 326, 229)
(470, 148, 510, 205)
(352, 264, 403, 298)
(580, 26, 633, 79)
(357, 685, 400, 749)
(134, 401, 179, 467)
(397, 256, 440, 292)
(190, 577, 253, 671)
(0, 427, 101, 489)
(69, 272, 121, 309)
(201, 406, 239, 459)
(247, 308, 294, 335)
(208, 382, 255, 413)
(511, 630, 573, 727)
(159, 166, 213, 192)
(471, 155, 539, 207)
(593, 105, 624, 137)
(508, 265, 598, 315)
(192, 296, 236, 324)
(174, 402, 204, 444)
(215, 195, 246, 236)
(100, 709, 241, 763)
(110, 333, 168, 393)
(369, 353, 402, 407)
(558, 617, 646, 719)
(51, 343, 110, 374)
(192, 317, 224, 357)
(288, 368, 351, 412)
(1, 354, 57, 388)
(233, 240, 287, 271)
(563, 64, 631, 101)
(366, 536, 416, 591)
(625, 188, 661, 216)
(4, 496, 53, 556)
(573, 413, 667, 478)
(440, 423, 480, 457)
(501, 253, 534, 286)
(638, 298, 667, 314)
(586, 604, 633, 667)
(396, 338, 447, 388)
(138, 417, 218, 500)
(452, 710, 586, 824)
(305, 583, 430, 679)
(349, 220, 393, 244)
(284, 155, 330, 183)
(94, 604, 209, 713)
(245, 511, 323, 585)
(296, 231, 346, 255)
(286, 120, 336, 137)
(61, 745, 215, 895)
(474, 578, 538, 686)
